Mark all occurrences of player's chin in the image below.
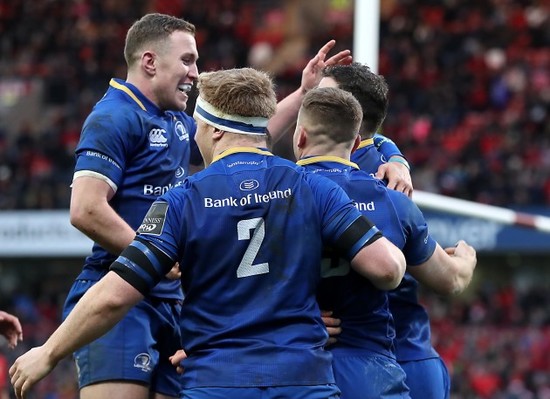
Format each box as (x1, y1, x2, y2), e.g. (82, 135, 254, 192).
(172, 98, 188, 112)
(178, 92, 189, 110)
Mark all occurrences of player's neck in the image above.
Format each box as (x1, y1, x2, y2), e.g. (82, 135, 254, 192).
(301, 143, 352, 161)
(125, 73, 158, 108)
(213, 135, 268, 158)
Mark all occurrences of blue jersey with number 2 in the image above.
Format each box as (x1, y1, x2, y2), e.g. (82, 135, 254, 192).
(113, 148, 381, 389)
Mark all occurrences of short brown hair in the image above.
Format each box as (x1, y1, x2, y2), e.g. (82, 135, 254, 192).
(197, 68, 277, 120)
(124, 13, 195, 67)
(299, 87, 362, 144)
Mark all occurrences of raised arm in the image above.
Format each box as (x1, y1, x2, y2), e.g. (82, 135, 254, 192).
(407, 240, 477, 296)
(268, 40, 352, 144)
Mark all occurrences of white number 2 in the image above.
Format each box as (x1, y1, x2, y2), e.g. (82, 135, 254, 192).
(236, 218, 269, 278)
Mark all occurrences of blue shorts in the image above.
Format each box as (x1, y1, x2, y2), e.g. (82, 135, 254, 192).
(332, 352, 410, 399)
(399, 357, 450, 399)
(181, 384, 340, 399)
(62, 279, 182, 397)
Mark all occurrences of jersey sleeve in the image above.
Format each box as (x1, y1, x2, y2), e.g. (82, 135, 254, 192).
(389, 190, 437, 265)
(109, 188, 186, 294)
(307, 173, 382, 260)
(373, 133, 404, 161)
(74, 107, 138, 191)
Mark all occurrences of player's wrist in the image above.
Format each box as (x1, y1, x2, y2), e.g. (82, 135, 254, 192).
(388, 156, 410, 170)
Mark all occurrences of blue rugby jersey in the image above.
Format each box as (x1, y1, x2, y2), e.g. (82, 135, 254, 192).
(111, 147, 382, 388)
(374, 133, 403, 160)
(352, 146, 441, 362)
(299, 157, 436, 358)
(351, 134, 404, 179)
(73, 78, 200, 299)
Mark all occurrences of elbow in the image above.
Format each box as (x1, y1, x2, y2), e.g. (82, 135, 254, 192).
(70, 203, 93, 233)
(86, 276, 134, 315)
(99, 282, 133, 313)
(376, 252, 406, 291)
(388, 254, 407, 290)
(376, 273, 401, 291)
(100, 294, 125, 313)
(350, 238, 406, 290)
(69, 209, 82, 230)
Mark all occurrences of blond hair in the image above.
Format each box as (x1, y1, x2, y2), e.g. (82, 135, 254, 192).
(197, 68, 277, 120)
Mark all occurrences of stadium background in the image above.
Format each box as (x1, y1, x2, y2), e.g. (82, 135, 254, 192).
(0, 0, 549, 398)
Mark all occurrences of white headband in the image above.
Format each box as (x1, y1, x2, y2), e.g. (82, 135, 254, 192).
(194, 96, 269, 135)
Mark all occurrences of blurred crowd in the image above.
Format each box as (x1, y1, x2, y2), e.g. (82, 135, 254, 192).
(427, 283, 550, 398)
(2, 272, 549, 399)
(0, 0, 548, 209)
(377, 0, 550, 207)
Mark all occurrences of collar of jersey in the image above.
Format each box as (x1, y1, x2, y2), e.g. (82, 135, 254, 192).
(212, 147, 273, 164)
(297, 155, 359, 170)
(357, 138, 374, 149)
(109, 78, 162, 115)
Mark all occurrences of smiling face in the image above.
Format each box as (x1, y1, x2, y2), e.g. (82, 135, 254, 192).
(152, 30, 199, 112)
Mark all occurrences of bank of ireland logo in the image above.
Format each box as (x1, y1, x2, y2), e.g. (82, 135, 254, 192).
(175, 121, 189, 141)
(133, 353, 152, 373)
(149, 128, 168, 147)
(239, 179, 260, 191)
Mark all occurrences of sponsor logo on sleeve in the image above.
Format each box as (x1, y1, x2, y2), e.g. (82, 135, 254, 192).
(138, 202, 168, 236)
(84, 150, 122, 169)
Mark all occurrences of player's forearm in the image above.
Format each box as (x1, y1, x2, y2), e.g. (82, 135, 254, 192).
(408, 244, 476, 296)
(268, 87, 304, 144)
(71, 203, 136, 255)
(82, 218, 136, 255)
(427, 260, 472, 296)
(42, 274, 138, 365)
(446, 256, 476, 296)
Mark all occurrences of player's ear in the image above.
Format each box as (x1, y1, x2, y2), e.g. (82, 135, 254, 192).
(212, 128, 225, 141)
(351, 134, 361, 154)
(296, 125, 307, 149)
(142, 51, 156, 76)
